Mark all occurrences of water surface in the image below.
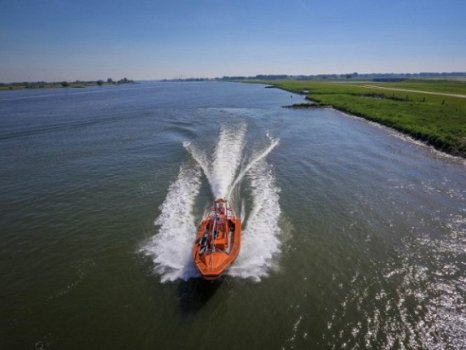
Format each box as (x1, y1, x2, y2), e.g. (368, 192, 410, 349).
(1, 82, 465, 349)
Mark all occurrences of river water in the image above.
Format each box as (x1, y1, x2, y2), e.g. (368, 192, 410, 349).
(1, 82, 465, 349)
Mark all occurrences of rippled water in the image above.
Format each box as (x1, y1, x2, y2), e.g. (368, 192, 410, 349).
(0, 82, 465, 349)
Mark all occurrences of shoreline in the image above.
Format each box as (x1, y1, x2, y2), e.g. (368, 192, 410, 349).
(333, 107, 466, 165)
(266, 81, 466, 159)
(0, 79, 134, 91)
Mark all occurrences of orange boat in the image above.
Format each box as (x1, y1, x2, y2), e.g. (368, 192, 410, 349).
(193, 198, 241, 280)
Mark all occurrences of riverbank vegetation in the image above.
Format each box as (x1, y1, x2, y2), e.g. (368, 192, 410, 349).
(268, 80, 466, 158)
(0, 77, 134, 90)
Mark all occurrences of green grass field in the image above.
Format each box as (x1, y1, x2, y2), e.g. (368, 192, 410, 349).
(269, 80, 466, 158)
(353, 79, 466, 95)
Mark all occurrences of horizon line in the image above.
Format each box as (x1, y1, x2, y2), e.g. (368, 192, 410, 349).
(2, 71, 466, 84)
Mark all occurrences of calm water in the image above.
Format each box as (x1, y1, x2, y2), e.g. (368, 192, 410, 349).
(1, 82, 465, 349)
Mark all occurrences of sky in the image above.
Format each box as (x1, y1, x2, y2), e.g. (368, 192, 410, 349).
(0, 0, 465, 82)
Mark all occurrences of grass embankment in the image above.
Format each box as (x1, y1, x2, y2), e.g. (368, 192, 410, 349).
(270, 80, 466, 158)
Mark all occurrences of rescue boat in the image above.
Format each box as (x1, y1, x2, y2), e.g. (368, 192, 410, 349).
(193, 198, 241, 280)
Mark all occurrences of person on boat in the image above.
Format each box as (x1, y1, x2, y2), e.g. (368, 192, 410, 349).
(199, 234, 208, 254)
(217, 201, 225, 215)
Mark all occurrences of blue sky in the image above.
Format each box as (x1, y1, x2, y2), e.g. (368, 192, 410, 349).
(1, 0, 465, 82)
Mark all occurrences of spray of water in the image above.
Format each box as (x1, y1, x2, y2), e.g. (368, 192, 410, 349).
(140, 165, 201, 282)
(143, 124, 282, 281)
(228, 136, 279, 198)
(184, 124, 247, 199)
(227, 159, 282, 280)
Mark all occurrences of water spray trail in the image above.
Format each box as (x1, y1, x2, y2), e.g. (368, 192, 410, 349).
(227, 137, 279, 198)
(146, 124, 282, 282)
(211, 124, 247, 198)
(183, 141, 213, 188)
(184, 124, 247, 199)
(141, 165, 201, 282)
(227, 159, 282, 281)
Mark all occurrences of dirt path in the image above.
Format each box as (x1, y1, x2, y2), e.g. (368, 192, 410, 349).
(360, 84, 466, 99)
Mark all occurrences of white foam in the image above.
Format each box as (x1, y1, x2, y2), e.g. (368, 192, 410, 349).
(227, 159, 282, 281)
(141, 164, 201, 282)
(228, 135, 279, 197)
(211, 124, 247, 198)
(184, 123, 247, 199)
(145, 124, 282, 282)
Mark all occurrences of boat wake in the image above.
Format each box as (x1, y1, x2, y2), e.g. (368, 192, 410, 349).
(141, 123, 281, 282)
(227, 159, 281, 281)
(184, 123, 247, 199)
(141, 165, 202, 282)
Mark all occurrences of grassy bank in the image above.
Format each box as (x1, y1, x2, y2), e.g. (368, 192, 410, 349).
(268, 80, 466, 158)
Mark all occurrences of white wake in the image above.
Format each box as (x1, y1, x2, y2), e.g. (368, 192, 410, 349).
(228, 134, 279, 198)
(183, 123, 247, 199)
(141, 165, 201, 282)
(143, 124, 282, 282)
(227, 159, 282, 280)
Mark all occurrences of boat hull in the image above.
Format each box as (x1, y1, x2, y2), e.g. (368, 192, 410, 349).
(192, 200, 241, 280)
